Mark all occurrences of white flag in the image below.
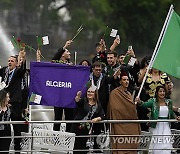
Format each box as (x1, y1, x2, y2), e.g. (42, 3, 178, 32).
(110, 29, 118, 37)
(34, 94, 42, 104)
(128, 57, 137, 66)
(0, 81, 6, 90)
(42, 36, 49, 45)
(116, 35, 120, 40)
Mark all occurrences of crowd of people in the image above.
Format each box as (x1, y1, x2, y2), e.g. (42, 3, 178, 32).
(0, 36, 180, 154)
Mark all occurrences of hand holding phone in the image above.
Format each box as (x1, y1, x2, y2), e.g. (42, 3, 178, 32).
(114, 35, 120, 45)
(116, 35, 120, 40)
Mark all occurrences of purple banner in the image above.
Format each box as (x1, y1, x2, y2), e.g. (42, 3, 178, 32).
(30, 62, 90, 108)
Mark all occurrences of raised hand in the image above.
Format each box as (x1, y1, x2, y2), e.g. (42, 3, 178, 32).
(63, 40, 73, 49)
(75, 91, 82, 102)
(36, 49, 41, 62)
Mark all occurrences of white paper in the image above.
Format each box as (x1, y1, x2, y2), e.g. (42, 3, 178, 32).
(128, 57, 137, 66)
(7, 41, 14, 51)
(34, 94, 42, 104)
(116, 35, 120, 40)
(110, 29, 118, 37)
(42, 36, 49, 45)
(0, 81, 6, 90)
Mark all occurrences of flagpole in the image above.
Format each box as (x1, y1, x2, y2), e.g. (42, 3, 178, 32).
(151, 5, 174, 66)
(74, 51, 77, 65)
(71, 25, 83, 41)
(29, 105, 32, 132)
(136, 4, 174, 100)
(36, 36, 40, 50)
(102, 25, 108, 39)
(35, 36, 45, 59)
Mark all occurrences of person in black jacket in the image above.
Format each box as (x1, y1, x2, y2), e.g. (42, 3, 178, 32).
(92, 37, 120, 67)
(71, 86, 105, 154)
(0, 89, 11, 153)
(0, 49, 26, 153)
(89, 61, 120, 115)
(51, 40, 74, 132)
(52, 40, 73, 65)
(89, 61, 109, 115)
(104, 51, 120, 93)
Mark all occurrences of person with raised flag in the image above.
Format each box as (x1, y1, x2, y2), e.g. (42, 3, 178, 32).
(0, 48, 26, 153)
(116, 48, 140, 95)
(52, 40, 73, 65)
(139, 68, 171, 101)
(51, 40, 74, 132)
(108, 71, 141, 154)
(71, 85, 105, 154)
(135, 4, 180, 112)
(92, 36, 120, 67)
(92, 39, 107, 66)
(16, 52, 29, 134)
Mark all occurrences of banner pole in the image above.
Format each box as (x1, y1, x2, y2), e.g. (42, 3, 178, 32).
(74, 51, 77, 65)
(151, 5, 174, 65)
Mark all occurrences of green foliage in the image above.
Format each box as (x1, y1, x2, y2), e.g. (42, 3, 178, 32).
(1, 0, 180, 55)
(0, 0, 13, 9)
(65, 0, 180, 53)
(106, 0, 173, 51)
(66, 0, 112, 33)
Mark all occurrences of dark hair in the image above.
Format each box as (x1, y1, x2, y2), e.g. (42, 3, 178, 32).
(95, 42, 101, 48)
(155, 85, 166, 99)
(118, 53, 125, 58)
(79, 60, 91, 66)
(119, 70, 129, 80)
(10, 56, 18, 62)
(0, 89, 8, 107)
(91, 61, 102, 69)
(107, 51, 118, 57)
(140, 56, 151, 69)
(150, 68, 161, 75)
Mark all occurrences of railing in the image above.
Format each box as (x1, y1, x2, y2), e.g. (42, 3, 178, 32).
(0, 119, 180, 153)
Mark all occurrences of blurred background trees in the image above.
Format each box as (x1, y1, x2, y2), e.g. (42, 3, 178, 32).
(0, 0, 180, 103)
(0, 0, 179, 63)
